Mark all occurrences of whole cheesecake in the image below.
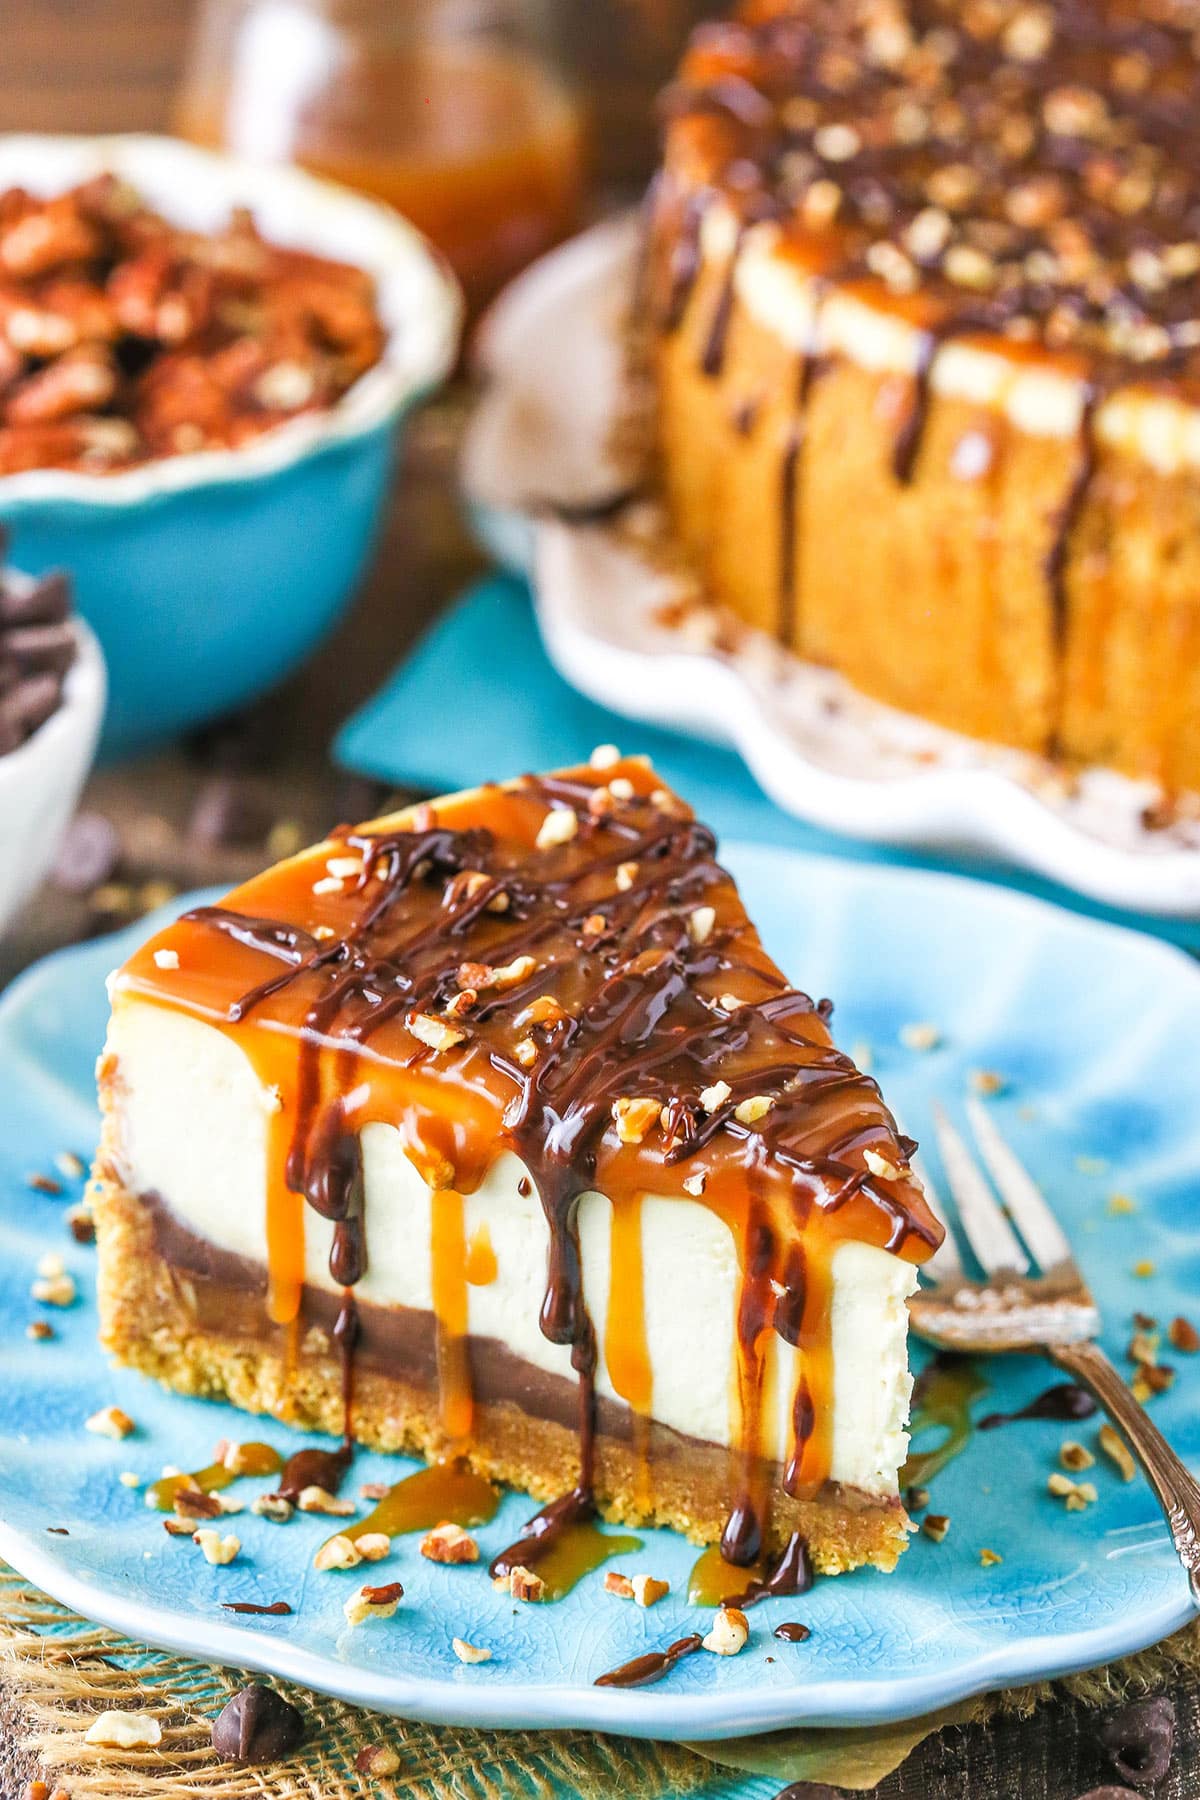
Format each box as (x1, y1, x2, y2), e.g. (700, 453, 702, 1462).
(91, 758, 941, 1577)
(646, 0, 1200, 799)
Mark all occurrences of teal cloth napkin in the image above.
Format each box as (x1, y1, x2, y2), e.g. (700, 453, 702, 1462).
(336, 575, 1200, 954)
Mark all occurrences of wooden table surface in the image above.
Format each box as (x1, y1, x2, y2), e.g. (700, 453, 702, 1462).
(0, 6, 1198, 1797)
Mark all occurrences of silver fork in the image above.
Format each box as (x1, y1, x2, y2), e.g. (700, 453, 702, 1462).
(908, 1095, 1200, 1605)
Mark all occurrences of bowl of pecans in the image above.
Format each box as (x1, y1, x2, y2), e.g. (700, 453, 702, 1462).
(0, 134, 461, 755)
(0, 535, 105, 932)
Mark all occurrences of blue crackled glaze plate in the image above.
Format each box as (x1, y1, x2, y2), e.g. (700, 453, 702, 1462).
(0, 848, 1196, 1739)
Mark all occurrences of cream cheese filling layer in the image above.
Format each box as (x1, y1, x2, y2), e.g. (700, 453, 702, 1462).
(700, 203, 1200, 476)
(104, 998, 917, 1498)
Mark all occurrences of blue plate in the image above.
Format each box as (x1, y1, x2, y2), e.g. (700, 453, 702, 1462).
(0, 848, 1196, 1738)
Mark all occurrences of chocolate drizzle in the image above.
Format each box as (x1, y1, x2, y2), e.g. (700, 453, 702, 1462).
(701, 226, 746, 378)
(778, 317, 826, 644)
(661, 190, 709, 333)
(275, 1441, 352, 1505)
(136, 763, 940, 1559)
(489, 1485, 594, 1579)
(727, 1530, 814, 1608)
(1044, 392, 1099, 644)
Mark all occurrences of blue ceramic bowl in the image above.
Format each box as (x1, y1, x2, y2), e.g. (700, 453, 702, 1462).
(0, 136, 462, 756)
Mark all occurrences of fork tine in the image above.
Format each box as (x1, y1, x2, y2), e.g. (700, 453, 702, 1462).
(906, 1135, 963, 1281)
(931, 1102, 1030, 1275)
(964, 1096, 1075, 1276)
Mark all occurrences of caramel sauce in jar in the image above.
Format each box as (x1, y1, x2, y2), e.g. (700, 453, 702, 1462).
(176, 0, 586, 311)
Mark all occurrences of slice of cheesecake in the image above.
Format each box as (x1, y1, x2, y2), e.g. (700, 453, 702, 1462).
(92, 756, 942, 1575)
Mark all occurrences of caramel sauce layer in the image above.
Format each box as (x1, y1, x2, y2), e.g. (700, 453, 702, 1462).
(115, 760, 940, 1550)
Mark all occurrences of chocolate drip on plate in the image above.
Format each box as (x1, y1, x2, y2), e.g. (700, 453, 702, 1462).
(978, 1382, 1097, 1431)
(774, 1619, 811, 1642)
(275, 1442, 353, 1505)
(594, 1632, 703, 1689)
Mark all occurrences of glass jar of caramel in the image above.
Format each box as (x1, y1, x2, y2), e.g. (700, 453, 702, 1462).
(175, 0, 587, 312)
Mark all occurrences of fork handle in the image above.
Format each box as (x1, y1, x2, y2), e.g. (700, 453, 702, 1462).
(1050, 1340, 1200, 1607)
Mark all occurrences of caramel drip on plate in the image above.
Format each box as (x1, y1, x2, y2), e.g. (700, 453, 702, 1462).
(489, 1488, 642, 1600)
(336, 1461, 500, 1549)
(119, 761, 940, 1558)
(688, 1528, 812, 1608)
(146, 1444, 282, 1513)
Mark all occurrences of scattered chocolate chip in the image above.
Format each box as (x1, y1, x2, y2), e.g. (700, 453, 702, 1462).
(6, 622, 77, 678)
(1097, 1695, 1175, 1789)
(187, 776, 273, 850)
(51, 811, 122, 894)
(186, 707, 277, 773)
(0, 570, 70, 628)
(211, 1683, 304, 1765)
(0, 671, 63, 746)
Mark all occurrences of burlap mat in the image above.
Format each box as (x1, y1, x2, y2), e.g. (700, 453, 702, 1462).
(1, 1567, 1196, 1798)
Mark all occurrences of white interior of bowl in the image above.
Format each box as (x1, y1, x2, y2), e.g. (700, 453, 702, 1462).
(0, 133, 462, 505)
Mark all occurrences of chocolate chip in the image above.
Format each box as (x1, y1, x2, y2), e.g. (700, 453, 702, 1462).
(185, 706, 276, 773)
(211, 1683, 304, 1765)
(52, 811, 122, 894)
(187, 776, 272, 850)
(0, 672, 63, 744)
(6, 622, 77, 677)
(1097, 1695, 1175, 1788)
(333, 774, 392, 827)
(0, 569, 70, 627)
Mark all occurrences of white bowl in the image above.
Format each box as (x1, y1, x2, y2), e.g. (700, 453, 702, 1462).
(0, 615, 105, 934)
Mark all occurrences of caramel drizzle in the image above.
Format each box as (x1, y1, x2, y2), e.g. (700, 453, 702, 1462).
(138, 768, 938, 1554)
